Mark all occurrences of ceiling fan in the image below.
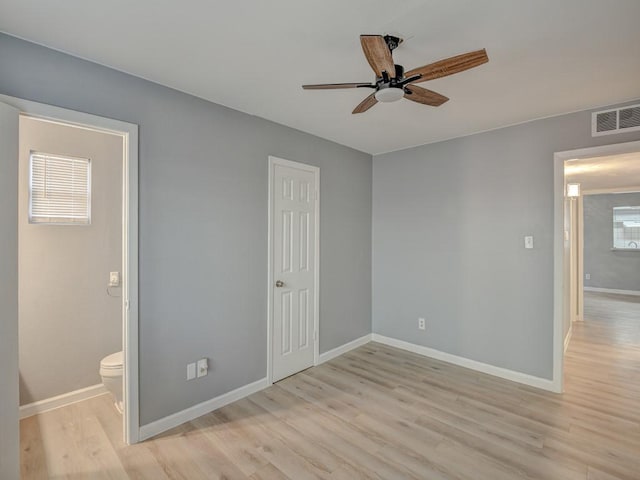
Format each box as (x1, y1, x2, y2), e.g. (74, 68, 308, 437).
(302, 35, 488, 114)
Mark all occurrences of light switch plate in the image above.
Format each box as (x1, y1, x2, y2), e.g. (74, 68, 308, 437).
(524, 236, 534, 249)
(109, 271, 120, 287)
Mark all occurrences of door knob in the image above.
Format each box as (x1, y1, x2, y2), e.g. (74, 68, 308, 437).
(275, 280, 284, 288)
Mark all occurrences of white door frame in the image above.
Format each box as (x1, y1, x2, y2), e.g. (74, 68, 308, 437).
(266, 155, 319, 384)
(567, 195, 583, 324)
(577, 195, 584, 322)
(553, 139, 640, 393)
(0, 94, 140, 444)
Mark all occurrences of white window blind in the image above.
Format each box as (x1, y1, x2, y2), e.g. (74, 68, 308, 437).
(29, 152, 91, 224)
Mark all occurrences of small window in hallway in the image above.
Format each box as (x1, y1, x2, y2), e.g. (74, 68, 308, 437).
(613, 206, 640, 249)
(29, 152, 91, 224)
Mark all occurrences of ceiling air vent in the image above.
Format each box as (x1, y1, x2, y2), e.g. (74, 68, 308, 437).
(592, 103, 640, 136)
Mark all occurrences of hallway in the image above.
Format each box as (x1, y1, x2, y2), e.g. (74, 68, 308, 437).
(578, 291, 640, 346)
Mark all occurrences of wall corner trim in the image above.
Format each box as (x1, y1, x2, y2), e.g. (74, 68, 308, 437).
(19, 384, 108, 419)
(318, 334, 373, 364)
(371, 334, 557, 392)
(138, 377, 269, 441)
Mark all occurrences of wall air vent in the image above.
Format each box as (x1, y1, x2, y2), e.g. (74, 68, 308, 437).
(592, 103, 640, 136)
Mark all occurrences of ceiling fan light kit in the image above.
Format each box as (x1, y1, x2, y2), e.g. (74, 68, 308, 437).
(302, 34, 489, 114)
(375, 87, 404, 103)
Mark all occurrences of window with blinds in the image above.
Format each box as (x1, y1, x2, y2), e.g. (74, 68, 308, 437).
(613, 206, 640, 250)
(29, 152, 91, 224)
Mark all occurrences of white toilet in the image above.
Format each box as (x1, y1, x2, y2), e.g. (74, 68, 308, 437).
(100, 351, 124, 414)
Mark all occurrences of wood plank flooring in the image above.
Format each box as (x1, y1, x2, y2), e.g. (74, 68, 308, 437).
(21, 292, 640, 479)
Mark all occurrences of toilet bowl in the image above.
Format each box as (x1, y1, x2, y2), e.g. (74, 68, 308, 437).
(100, 351, 124, 414)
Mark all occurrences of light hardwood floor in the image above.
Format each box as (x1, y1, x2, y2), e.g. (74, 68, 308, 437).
(21, 292, 640, 479)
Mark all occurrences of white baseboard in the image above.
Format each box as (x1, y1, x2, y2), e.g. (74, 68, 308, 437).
(584, 286, 640, 296)
(564, 325, 573, 353)
(139, 377, 269, 441)
(139, 330, 559, 440)
(318, 334, 372, 364)
(371, 334, 556, 392)
(140, 334, 374, 441)
(20, 384, 108, 419)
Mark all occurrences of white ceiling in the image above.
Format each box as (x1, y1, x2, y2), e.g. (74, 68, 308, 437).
(1, 0, 640, 154)
(566, 152, 640, 192)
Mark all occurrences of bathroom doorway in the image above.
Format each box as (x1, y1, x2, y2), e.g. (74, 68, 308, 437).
(0, 95, 139, 450)
(19, 115, 125, 417)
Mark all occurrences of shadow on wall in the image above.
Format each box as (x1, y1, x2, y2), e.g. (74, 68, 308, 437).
(18, 373, 33, 408)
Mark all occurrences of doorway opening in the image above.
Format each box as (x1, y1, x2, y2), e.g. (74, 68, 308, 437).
(0, 95, 139, 449)
(553, 140, 640, 392)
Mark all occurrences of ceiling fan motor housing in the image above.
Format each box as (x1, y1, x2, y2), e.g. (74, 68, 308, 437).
(375, 63, 413, 102)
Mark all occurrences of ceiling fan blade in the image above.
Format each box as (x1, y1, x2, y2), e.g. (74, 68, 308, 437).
(302, 82, 373, 90)
(352, 93, 378, 114)
(404, 85, 449, 107)
(360, 35, 396, 79)
(405, 49, 488, 83)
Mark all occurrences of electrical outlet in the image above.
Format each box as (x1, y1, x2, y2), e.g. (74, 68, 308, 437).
(187, 362, 196, 380)
(418, 317, 426, 330)
(585, 273, 591, 280)
(197, 358, 208, 378)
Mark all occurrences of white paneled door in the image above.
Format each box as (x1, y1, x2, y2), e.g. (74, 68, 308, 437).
(270, 157, 318, 383)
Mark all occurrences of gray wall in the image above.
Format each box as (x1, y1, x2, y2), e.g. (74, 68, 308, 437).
(0, 102, 19, 480)
(373, 101, 640, 380)
(19, 117, 123, 405)
(0, 33, 372, 425)
(584, 192, 640, 291)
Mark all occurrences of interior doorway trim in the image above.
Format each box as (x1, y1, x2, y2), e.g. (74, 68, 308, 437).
(583, 186, 640, 195)
(266, 155, 320, 384)
(553, 139, 640, 394)
(0, 94, 140, 444)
